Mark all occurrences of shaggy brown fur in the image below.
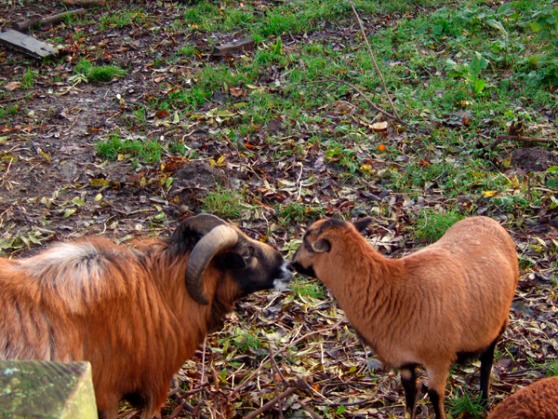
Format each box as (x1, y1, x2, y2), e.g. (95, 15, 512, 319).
(292, 216, 518, 419)
(0, 216, 291, 419)
(488, 376, 558, 419)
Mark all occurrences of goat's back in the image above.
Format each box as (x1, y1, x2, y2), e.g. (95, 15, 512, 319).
(403, 216, 518, 354)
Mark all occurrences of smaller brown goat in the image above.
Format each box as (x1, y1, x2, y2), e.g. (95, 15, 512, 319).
(291, 216, 518, 419)
(0, 214, 292, 418)
(488, 376, 558, 419)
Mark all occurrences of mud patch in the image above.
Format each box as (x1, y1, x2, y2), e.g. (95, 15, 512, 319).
(510, 146, 558, 172)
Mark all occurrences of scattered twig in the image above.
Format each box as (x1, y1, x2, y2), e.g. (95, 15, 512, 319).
(200, 337, 207, 386)
(232, 322, 343, 394)
(299, 398, 323, 419)
(244, 386, 297, 419)
(349, 1, 402, 122)
(61, 0, 106, 6)
(309, 78, 403, 124)
(13, 9, 87, 32)
(295, 162, 304, 201)
(268, 343, 289, 386)
(497, 135, 557, 144)
(0, 95, 27, 105)
(168, 393, 207, 419)
(490, 134, 557, 150)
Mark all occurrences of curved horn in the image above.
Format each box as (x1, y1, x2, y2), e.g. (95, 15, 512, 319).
(186, 225, 239, 305)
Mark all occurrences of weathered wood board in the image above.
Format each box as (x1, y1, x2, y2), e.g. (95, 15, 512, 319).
(0, 29, 58, 59)
(0, 360, 98, 418)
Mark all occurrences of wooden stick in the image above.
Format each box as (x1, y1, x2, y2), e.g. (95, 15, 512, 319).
(244, 386, 297, 419)
(62, 0, 106, 6)
(14, 9, 87, 32)
(306, 78, 402, 124)
(496, 135, 557, 144)
(349, 1, 403, 123)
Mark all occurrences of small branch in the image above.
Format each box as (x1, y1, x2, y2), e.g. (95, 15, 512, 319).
(200, 337, 207, 385)
(299, 399, 323, 419)
(349, 1, 402, 122)
(13, 9, 87, 32)
(62, 0, 106, 6)
(295, 162, 304, 201)
(268, 343, 289, 387)
(496, 135, 557, 144)
(232, 322, 343, 394)
(244, 386, 297, 419)
(307, 78, 402, 123)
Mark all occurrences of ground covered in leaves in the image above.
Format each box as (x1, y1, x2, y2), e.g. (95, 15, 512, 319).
(1, 0, 557, 418)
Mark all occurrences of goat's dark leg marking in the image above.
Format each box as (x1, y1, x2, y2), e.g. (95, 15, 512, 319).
(400, 364, 418, 418)
(428, 388, 443, 419)
(479, 335, 498, 404)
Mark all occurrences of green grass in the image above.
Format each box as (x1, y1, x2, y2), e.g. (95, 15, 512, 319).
(448, 390, 487, 419)
(543, 359, 558, 377)
(74, 59, 127, 83)
(415, 210, 464, 242)
(96, 133, 162, 163)
(99, 7, 147, 30)
(177, 43, 198, 57)
(91, 0, 556, 227)
(290, 277, 327, 300)
(21, 69, 37, 89)
(0, 104, 19, 121)
(219, 328, 263, 353)
(201, 188, 244, 219)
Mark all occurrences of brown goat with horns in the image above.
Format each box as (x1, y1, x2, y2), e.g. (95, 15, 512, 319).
(292, 216, 518, 419)
(0, 214, 292, 418)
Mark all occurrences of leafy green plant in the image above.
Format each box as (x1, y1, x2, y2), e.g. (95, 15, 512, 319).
(415, 210, 463, 242)
(518, 3, 558, 87)
(447, 52, 490, 96)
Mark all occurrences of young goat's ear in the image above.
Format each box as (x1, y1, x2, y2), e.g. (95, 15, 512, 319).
(353, 217, 372, 234)
(312, 238, 331, 253)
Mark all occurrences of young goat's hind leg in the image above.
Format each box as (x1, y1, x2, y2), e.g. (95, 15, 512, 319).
(479, 334, 501, 405)
(426, 363, 450, 419)
(400, 364, 419, 418)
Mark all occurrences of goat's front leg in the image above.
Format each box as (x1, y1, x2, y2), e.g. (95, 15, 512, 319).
(400, 364, 419, 419)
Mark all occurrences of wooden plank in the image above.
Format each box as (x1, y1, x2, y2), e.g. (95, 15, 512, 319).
(0, 360, 98, 418)
(213, 37, 255, 57)
(0, 29, 58, 59)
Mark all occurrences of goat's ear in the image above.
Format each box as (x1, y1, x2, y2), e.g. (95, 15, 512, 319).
(312, 238, 331, 253)
(353, 217, 372, 234)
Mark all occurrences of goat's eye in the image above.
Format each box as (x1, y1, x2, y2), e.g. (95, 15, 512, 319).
(241, 246, 255, 261)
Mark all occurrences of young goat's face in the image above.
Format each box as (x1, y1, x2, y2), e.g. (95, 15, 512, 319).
(291, 218, 372, 278)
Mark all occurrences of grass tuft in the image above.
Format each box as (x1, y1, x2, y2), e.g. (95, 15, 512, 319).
(415, 210, 464, 243)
